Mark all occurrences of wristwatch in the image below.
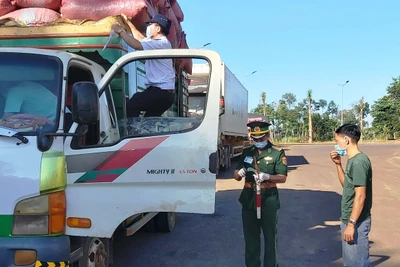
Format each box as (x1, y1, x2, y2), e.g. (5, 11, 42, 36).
(349, 219, 357, 225)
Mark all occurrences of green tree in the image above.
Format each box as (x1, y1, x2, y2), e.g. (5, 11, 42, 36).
(319, 99, 328, 114)
(353, 97, 370, 139)
(371, 95, 398, 139)
(282, 93, 297, 109)
(371, 76, 400, 139)
(327, 101, 339, 119)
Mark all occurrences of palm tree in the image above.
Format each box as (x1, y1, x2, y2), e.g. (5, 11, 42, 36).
(307, 89, 313, 143)
(261, 92, 266, 116)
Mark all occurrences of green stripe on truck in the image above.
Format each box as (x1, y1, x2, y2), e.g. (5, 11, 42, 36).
(0, 215, 13, 237)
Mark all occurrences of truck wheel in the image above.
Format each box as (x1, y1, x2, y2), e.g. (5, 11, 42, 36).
(226, 146, 232, 169)
(154, 212, 176, 233)
(79, 237, 110, 267)
(221, 146, 231, 170)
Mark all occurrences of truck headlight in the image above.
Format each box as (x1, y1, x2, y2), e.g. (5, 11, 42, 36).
(12, 191, 66, 235)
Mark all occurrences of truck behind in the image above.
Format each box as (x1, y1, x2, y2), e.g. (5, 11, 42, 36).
(188, 63, 250, 173)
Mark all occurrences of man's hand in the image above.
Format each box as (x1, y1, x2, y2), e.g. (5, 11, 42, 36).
(343, 223, 355, 243)
(121, 14, 135, 29)
(258, 172, 270, 182)
(121, 14, 132, 22)
(111, 22, 124, 34)
(120, 13, 146, 41)
(330, 151, 341, 165)
(238, 168, 246, 178)
(234, 168, 246, 181)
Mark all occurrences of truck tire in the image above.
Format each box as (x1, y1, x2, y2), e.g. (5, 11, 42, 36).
(78, 237, 111, 267)
(154, 212, 176, 233)
(226, 146, 231, 169)
(221, 146, 231, 170)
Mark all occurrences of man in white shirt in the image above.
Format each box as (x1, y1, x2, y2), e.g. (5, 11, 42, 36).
(111, 14, 176, 117)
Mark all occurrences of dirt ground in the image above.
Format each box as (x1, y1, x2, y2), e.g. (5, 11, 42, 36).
(113, 143, 400, 267)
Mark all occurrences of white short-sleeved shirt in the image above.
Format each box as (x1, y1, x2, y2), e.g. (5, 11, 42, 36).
(140, 36, 176, 90)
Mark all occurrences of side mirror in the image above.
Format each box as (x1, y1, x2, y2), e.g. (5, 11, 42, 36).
(72, 82, 99, 125)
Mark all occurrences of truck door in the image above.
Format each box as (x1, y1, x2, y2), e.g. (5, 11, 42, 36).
(64, 50, 222, 238)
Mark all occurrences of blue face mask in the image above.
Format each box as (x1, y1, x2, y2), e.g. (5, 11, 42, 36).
(254, 140, 268, 149)
(334, 144, 347, 156)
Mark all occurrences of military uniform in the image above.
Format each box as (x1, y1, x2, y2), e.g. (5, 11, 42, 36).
(236, 121, 288, 267)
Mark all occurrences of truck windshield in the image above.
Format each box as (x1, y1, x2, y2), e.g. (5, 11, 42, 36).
(0, 53, 62, 133)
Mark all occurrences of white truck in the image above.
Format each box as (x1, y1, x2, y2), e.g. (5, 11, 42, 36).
(188, 63, 249, 173)
(0, 44, 223, 267)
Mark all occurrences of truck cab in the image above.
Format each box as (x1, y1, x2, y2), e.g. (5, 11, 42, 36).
(0, 45, 222, 266)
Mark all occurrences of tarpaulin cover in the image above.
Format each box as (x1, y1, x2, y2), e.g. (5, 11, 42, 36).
(156, 0, 167, 15)
(0, 0, 15, 16)
(171, 1, 183, 22)
(167, 21, 177, 48)
(13, 0, 61, 10)
(60, 0, 150, 21)
(174, 31, 192, 74)
(0, 7, 61, 25)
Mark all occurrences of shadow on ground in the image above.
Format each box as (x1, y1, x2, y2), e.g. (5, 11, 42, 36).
(111, 187, 389, 267)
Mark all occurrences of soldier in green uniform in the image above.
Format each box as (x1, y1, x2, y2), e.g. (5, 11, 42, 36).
(234, 121, 288, 267)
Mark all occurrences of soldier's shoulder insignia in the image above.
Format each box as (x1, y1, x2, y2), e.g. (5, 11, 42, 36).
(271, 145, 283, 151)
(282, 156, 287, 165)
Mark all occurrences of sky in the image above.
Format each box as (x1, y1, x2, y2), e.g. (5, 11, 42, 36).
(179, 0, 400, 114)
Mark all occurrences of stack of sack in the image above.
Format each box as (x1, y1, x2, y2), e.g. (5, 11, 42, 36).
(0, 0, 187, 49)
(0, 0, 62, 25)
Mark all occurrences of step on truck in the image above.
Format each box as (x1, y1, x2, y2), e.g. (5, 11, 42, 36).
(0, 15, 222, 267)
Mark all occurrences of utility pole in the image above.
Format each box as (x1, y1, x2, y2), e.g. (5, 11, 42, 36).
(339, 80, 349, 125)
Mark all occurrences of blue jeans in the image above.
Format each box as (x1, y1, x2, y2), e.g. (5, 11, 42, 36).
(340, 217, 371, 267)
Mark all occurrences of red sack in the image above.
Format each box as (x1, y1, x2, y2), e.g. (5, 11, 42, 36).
(60, 0, 150, 21)
(0, 7, 61, 25)
(0, 0, 15, 16)
(171, 1, 183, 22)
(166, 22, 177, 48)
(178, 31, 187, 49)
(156, 0, 167, 15)
(166, 6, 181, 33)
(13, 0, 61, 10)
(130, 7, 151, 33)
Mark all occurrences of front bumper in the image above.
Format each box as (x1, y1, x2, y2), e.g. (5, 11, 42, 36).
(0, 235, 70, 267)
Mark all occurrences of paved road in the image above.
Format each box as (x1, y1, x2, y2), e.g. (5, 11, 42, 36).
(113, 143, 400, 267)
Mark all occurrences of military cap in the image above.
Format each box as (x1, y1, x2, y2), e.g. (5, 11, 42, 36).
(247, 121, 271, 139)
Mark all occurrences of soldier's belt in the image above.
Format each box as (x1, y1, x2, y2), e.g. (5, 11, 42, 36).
(244, 181, 276, 189)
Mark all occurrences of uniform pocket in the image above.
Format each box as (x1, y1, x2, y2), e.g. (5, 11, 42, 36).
(239, 188, 255, 210)
(261, 188, 280, 210)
